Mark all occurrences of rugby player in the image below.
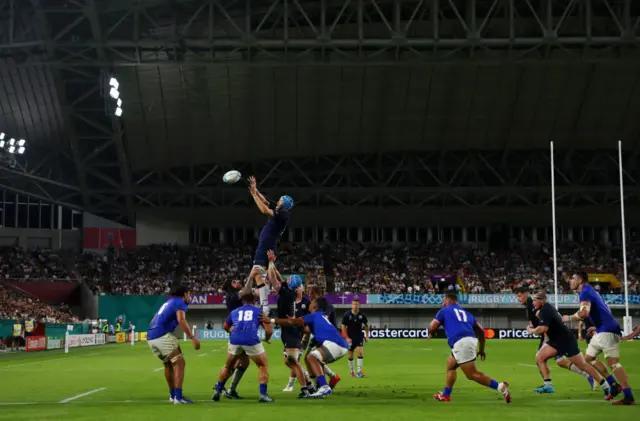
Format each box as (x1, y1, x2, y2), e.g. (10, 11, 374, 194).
(429, 293, 511, 403)
(284, 276, 312, 392)
(248, 175, 293, 315)
(516, 288, 595, 393)
(265, 250, 311, 398)
(212, 273, 256, 400)
(341, 297, 369, 377)
(264, 297, 349, 398)
(147, 285, 201, 404)
(214, 292, 274, 403)
(621, 325, 640, 341)
(307, 285, 341, 390)
(563, 272, 635, 405)
(528, 291, 612, 399)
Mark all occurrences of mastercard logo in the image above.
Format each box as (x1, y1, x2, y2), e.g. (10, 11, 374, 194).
(484, 329, 496, 339)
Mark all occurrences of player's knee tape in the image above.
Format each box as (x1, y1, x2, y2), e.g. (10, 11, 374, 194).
(310, 349, 323, 363)
(169, 353, 184, 364)
(611, 363, 622, 370)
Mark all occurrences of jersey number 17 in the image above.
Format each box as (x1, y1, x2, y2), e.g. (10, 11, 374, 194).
(454, 308, 468, 322)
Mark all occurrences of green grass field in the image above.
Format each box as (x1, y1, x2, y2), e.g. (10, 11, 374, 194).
(1, 339, 638, 421)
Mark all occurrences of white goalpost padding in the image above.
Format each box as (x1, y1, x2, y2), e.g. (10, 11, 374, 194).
(618, 141, 633, 335)
(550, 141, 559, 309)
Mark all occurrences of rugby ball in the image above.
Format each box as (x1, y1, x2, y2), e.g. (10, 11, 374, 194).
(223, 170, 241, 184)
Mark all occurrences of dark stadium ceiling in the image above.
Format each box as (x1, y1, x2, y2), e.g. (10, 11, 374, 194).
(0, 0, 639, 225)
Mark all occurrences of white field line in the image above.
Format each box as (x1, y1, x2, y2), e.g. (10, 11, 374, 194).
(153, 367, 164, 372)
(518, 363, 538, 368)
(2, 351, 109, 369)
(59, 388, 106, 404)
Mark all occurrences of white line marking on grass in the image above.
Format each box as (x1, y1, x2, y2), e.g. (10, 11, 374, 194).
(153, 367, 164, 372)
(198, 354, 209, 357)
(59, 388, 106, 404)
(518, 363, 538, 368)
(3, 357, 69, 368)
(420, 348, 432, 351)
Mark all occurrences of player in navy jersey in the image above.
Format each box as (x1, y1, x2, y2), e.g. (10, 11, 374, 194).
(429, 293, 511, 403)
(516, 288, 595, 393)
(264, 297, 348, 398)
(248, 175, 293, 316)
(265, 250, 311, 398)
(341, 297, 369, 377)
(213, 292, 274, 403)
(528, 291, 611, 399)
(564, 272, 635, 405)
(147, 285, 201, 404)
(213, 274, 257, 400)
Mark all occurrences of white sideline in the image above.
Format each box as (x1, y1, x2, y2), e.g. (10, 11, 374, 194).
(518, 363, 538, 368)
(153, 367, 164, 372)
(59, 388, 106, 403)
(2, 357, 69, 368)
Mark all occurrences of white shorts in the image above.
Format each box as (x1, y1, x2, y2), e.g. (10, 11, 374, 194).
(452, 337, 479, 365)
(148, 333, 179, 363)
(586, 332, 621, 359)
(311, 340, 348, 364)
(228, 342, 265, 357)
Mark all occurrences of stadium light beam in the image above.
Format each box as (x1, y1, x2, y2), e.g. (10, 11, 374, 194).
(109, 87, 120, 99)
(18, 139, 25, 146)
(0, 132, 4, 140)
(117, 98, 122, 107)
(115, 107, 123, 117)
(0, 141, 4, 148)
(550, 141, 559, 310)
(8, 145, 15, 154)
(9, 138, 15, 146)
(109, 77, 119, 89)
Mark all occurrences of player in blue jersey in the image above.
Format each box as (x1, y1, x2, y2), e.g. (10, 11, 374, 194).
(213, 292, 274, 403)
(248, 175, 293, 316)
(306, 285, 341, 391)
(264, 297, 348, 399)
(428, 293, 511, 403)
(564, 272, 635, 405)
(147, 285, 201, 404)
(212, 273, 257, 400)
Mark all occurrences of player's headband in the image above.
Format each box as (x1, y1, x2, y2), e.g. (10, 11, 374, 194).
(280, 195, 294, 210)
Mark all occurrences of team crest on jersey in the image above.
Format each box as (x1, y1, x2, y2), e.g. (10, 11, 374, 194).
(358, 315, 362, 320)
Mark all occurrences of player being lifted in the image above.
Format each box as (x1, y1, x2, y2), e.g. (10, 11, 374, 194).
(147, 285, 201, 404)
(563, 272, 635, 405)
(264, 250, 311, 398)
(341, 297, 369, 377)
(214, 292, 274, 403)
(212, 273, 256, 401)
(429, 293, 511, 403)
(264, 297, 349, 398)
(528, 292, 612, 398)
(516, 288, 595, 393)
(248, 175, 293, 316)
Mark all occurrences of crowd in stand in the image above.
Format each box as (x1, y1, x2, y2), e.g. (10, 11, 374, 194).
(0, 283, 74, 323)
(0, 242, 638, 312)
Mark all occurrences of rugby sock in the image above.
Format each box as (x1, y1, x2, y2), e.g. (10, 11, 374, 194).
(357, 357, 363, 372)
(215, 381, 225, 391)
(259, 383, 268, 396)
(497, 382, 509, 396)
(443, 386, 453, 397)
(229, 367, 246, 391)
(170, 388, 175, 399)
(568, 363, 591, 379)
(606, 375, 618, 386)
(598, 379, 610, 392)
(622, 388, 634, 399)
(287, 377, 296, 387)
(310, 375, 318, 388)
(323, 364, 336, 379)
(174, 388, 183, 400)
(489, 380, 499, 390)
(544, 379, 553, 387)
(317, 375, 328, 387)
(257, 284, 270, 314)
(348, 358, 355, 372)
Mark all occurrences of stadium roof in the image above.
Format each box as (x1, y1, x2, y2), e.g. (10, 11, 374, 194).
(0, 0, 639, 224)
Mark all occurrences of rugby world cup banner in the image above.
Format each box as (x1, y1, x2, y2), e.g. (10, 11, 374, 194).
(196, 329, 282, 341)
(366, 294, 640, 305)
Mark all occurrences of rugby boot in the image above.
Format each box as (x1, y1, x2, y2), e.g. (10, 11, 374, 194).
(329, 374, 342, 389)
(534, 384, 555, 394)
(433, 393, 451, 402)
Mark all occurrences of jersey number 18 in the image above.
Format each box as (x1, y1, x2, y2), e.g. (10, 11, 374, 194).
(238, 310, 254, 321)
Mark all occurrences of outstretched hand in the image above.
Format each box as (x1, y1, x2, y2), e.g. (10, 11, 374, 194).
(248, 176, 257, 195)
(267, 250, 276, 263)
(260, 313, 271, 324)
(477, 351, 486, 361)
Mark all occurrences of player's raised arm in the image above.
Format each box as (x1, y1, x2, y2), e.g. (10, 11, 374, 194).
(177, 310, 200, 350)
(266, 250, 283, 291)
(248, 176, 274, 216)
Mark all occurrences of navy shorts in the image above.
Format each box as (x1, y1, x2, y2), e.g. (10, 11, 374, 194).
(281, 327, 302, 349)
(253, 246, 277, 266)
(349, 337, 364, 352)
(548, 338, 581, 359)
(538, 337, 565, 361)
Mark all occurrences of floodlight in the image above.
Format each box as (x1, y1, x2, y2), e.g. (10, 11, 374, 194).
(0, 141, 4, 148)
(109, 87, 119, 99)
(8, 146, 15, 153)
(18, 146, 25, 154)
(0, 133, 4, 140)
(18, 139, 25, 146)
(9, 138, 15, 146)
(109, 78, 119, 89)
(115, 107, 123, 117)
(117, 98, 122, 107)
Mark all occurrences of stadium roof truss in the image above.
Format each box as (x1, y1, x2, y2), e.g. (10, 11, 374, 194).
(0, 0, 639, 224)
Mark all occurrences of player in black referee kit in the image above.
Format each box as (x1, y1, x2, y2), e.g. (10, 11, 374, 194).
(341, 297, 369, 377)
